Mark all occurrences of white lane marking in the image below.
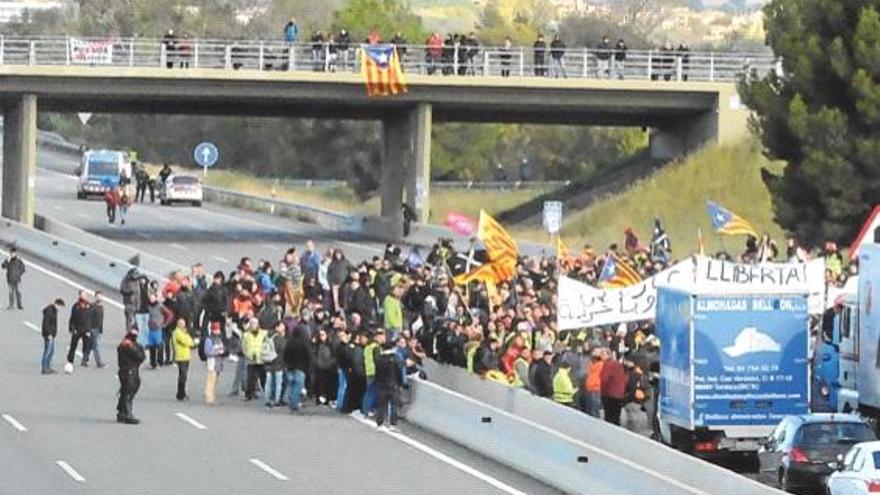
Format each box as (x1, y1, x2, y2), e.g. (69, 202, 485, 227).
(262, 243, 278, 251)
(24, 321, 40, 333)
(136, 232, 151, 239)
(76, 213, 89, 220)
(55, 460, 86, 482)
(1, 413, 27, 432)
(210, 255, 229, 264)
(351, 415, 526, 495)
(174, 412, 207, 430)
(170, 243, 188, 252)
(417, 380, 715, 495)
(248, 458, 289, 481)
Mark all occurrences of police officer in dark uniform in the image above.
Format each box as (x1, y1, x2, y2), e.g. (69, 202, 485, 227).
(117, 326, 146, 424)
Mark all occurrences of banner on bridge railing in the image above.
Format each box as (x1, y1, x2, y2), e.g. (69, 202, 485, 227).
(70, 38, 114, 65)
(557, 256, 828, 330)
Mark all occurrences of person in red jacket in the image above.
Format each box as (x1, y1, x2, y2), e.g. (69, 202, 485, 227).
(104, 187, 120, 224)
(599, 347, 627, 426)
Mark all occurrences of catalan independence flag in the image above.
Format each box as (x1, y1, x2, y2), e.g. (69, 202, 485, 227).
(556, 236, 571, 262)
(361, 45, 407, 97)
(455, 210, 519, 285)
(706, 200, 757, 237)
(598, 252, 642, 288)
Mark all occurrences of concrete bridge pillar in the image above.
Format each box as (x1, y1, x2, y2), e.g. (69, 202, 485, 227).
(366, 103, 433, 241)
(3, 94, 37, 225)
(650, 86, 748, 160)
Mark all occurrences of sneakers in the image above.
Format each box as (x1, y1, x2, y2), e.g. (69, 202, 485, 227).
(96, 363, 108, 369)
(387, 425, 399, 432)
(117, 416, 140, 425)
(41, 368, 57, 375)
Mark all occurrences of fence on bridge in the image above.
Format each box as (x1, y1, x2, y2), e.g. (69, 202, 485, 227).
(0, 35, 776, 83)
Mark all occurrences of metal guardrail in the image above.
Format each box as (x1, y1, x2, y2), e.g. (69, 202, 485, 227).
(274, 178, 569, 190)
(0, 35, 776, 83)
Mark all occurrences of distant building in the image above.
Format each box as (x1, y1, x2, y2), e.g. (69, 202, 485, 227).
(0, 1, 62, 24)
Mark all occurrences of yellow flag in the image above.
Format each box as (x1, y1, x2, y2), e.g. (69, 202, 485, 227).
(455, 210, 519, 285)
(556, 236, 571, 261)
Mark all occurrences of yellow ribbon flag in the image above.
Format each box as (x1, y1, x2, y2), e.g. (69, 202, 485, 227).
(556, 236, 571, 261)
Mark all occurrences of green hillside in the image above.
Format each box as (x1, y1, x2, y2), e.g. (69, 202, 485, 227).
(512, 140, 788, 255)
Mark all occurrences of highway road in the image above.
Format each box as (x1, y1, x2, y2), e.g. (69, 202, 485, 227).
(0, 148, 565, 495)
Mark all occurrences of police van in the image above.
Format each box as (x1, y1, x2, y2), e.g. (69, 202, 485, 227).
(76, 149, 132, 199)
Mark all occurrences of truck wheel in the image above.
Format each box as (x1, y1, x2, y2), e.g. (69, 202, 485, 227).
(76, 191, 86, 200)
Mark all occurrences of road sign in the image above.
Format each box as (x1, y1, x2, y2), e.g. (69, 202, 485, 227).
(194, 142, 219, 168)
(543, 200, 563, 234)
(77, 112, 92, 125)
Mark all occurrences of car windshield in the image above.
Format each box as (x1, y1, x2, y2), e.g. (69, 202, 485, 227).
(172, 176, 198, 185)
(797, 423, 875, 446)
(873, 452, 880, 470)
(87, 158, 118, 176)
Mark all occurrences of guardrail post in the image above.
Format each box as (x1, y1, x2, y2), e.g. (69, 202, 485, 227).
(483, 50, 489, 76)
(647, 49, 653, 80)
(287, 44, 294, 71)
(324, 42, 330, 72)
(224, 45, 231, 69)
(709, 52, 715, 81)
(0, 35, 4, 66)
(453, 45, 458, 75)
(160, 43, 167, 68)
(193, 40, 199, 68)
(129, 38, 135, 67)
(519, 48, 524, 76)
(582, 48, 588, 78)
(676, 55, 683, 81)
(65, 37, 71, 65)
(258, 41, 264, 70)
(28, 41, 35, 66)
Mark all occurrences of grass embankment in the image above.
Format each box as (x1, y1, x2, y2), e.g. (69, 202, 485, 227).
(166, 166, 548, 221)
(511, 141, 788, 254)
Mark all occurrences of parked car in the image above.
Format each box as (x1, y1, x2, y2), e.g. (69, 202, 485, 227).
(159, 175, 202, 206)
(827, 441, 880, 495)
(758, 414, 876, 494)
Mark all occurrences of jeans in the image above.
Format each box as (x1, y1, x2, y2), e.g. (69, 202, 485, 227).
(362, 378, 377, 415)
(83, 331, 103, 366)
(375, 386, 401, 426)
(286, 369, 306, 411)
(7, 281, 21, 309)
(335, 368, 347, 412)
(550, 58, 567, 78)
(597, 58, 610, 78)
(245, 364, 265, 399)
(266, 370, 284, 404)
(41, 336, 55, 371)
(176, 361, 190, 400)
(134, 313, 149, 347)
(585, 391, 602, 418)
(229, 356, 246, 394)
(613, 59, 625, 79)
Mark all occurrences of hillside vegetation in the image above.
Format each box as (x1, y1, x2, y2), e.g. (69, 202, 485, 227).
(511, 140, 788, 254)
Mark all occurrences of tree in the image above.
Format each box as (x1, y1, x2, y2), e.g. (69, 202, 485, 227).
(740, 0, 880, 246)
(333, 0, 427, 42)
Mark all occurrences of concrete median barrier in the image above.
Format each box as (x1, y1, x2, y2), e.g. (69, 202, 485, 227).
(411, 362, 782, 495)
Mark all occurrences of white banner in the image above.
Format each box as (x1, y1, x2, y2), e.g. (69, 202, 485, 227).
(557, 260, 693, 330)
(70, 38, 114, 65)
(694, 256, 826, 313)
(557, 257, 828, 330)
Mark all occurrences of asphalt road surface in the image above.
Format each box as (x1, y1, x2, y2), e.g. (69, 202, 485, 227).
(0, 148, 565, 495)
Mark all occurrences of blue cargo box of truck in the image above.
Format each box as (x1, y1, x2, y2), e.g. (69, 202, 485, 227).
(658, 287, 810, 433)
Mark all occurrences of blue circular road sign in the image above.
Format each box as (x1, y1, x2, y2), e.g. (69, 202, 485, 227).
(194, 142, 219, 167)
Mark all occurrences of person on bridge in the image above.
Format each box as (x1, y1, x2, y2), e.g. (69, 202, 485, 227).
(614, 39, 628, 79)
(284, 17, 298, 44)
(596, 35, 613, 78)
(117, 326, 146, 425)
(40, 298, 65, 375)
(2, 247, 25, 310)
(66, 290, 92, 369)
(533, 34, 547, 76)
(550, 34, 567, 78)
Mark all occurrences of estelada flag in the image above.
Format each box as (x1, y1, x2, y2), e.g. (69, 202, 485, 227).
(556, 236, 571, 261)
(454, 210, 519, 284)
(598, 252, 642, 288)
(361, 45, 407, 97)
(706, 200, 757, 237)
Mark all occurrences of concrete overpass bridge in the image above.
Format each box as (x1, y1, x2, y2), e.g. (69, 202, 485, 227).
(0, 36, 771, 237)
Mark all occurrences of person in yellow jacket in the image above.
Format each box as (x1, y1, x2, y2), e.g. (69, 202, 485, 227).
(241, 318, 268, 401)
(172, 318, 196, 402)
(511, 348, 531, 389)
(553, 361, 575, 406)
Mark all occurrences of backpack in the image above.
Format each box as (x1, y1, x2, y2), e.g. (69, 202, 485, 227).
(260, 335, 277, 363)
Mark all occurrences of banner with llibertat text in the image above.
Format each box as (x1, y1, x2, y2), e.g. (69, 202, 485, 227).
(70, 38, 114, 65)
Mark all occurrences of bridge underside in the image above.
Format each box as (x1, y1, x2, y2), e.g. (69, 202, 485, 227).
(0, 68, 748, 236)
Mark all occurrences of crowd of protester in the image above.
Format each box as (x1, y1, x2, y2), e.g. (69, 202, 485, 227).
(38, 217, 829, 433)
(155, 18, 698, 81)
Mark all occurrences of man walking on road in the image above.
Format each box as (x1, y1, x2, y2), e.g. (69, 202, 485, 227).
(41, 298, 65, 374)
(83, 291, 107, 368)
(117, 326, 146, 424)
(2, 247, 25, 310)
(67, 290, 92, 369)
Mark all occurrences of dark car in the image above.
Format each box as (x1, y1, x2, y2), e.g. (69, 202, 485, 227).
(759, 414, 876, 494)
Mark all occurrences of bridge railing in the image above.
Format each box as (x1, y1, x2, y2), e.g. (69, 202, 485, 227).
(0, 35, 777, 83)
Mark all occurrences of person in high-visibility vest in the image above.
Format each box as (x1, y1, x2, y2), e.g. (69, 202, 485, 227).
(553, 361, 575, 406)
(362, 329, 385, 416)
(511, 347, 531, 389)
